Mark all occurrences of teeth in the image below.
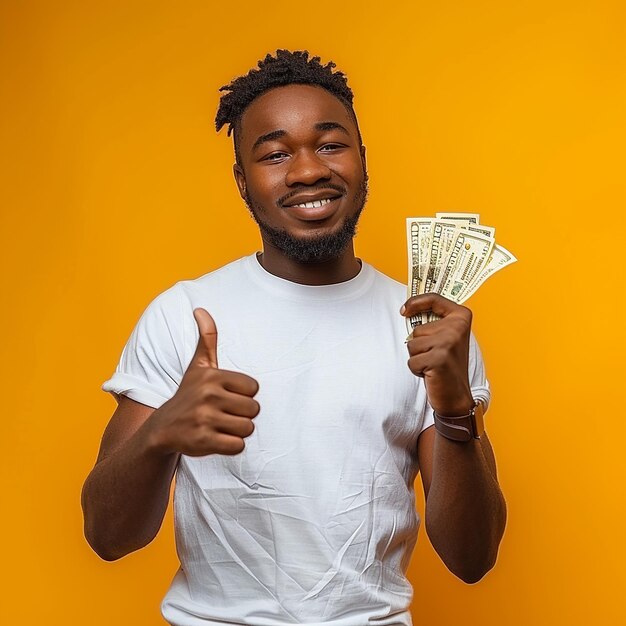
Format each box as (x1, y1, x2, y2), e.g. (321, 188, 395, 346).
(292, 198, 333, 209)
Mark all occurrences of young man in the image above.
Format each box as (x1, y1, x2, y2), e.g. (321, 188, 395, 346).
(82, 50, 506, 626)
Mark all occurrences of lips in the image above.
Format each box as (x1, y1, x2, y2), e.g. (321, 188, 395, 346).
(281, 188, 344, 221)
(282, 187, 343, 206)
(284, 195, 341, 221)
(289, 197, 333, 209)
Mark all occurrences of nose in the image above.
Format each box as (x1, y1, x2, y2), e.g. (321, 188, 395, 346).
(284, 149, 332, 187)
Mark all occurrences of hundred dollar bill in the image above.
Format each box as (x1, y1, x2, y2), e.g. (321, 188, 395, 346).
(437, 212, 495, 239)
(420, 220, 466, 322)
(467, 223, 495, 239)
(421, 221, 459, 294)
(457, 244, 517, 303)
(436, 211, 480, 225)
(406, 218, 433, 297)
(436, 230, 495, 307)
(406, 218, 434, 330)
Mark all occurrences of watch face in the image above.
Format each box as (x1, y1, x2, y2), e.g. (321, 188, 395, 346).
(473, 402, 486, 438)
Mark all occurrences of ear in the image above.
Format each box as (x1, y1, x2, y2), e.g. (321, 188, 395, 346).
(233, 163, 247, 200)
(360, 144, 367, 171)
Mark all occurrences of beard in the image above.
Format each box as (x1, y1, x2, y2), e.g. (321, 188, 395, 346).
(244, 172, 369, 264)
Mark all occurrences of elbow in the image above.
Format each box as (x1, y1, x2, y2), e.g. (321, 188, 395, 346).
(98, 552, 123, 562)
(81, 492, 131, 562)
(92, 544, 126, 562)
(457, 512, 507, 584)
(453, 554, 497, 585)
(426, 511, 505, 585)
(81, 482, 141, 561)
(83, 521, 128, 562)
(82, 513, 151, 561)
(434, 542, 499, 585)
(82, 512, 155, 561)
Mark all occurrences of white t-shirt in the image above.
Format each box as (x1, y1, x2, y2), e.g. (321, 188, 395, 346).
(102, 253, 490, 626)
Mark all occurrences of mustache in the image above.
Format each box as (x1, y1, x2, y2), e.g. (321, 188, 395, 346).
(277, 184, 346, 208)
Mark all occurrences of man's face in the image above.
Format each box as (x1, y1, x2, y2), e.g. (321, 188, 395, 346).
(233, 84, 368, 263)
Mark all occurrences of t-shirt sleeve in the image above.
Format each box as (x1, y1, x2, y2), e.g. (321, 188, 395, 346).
(420, 331, 491, 433)
(101, 285, 186, 409)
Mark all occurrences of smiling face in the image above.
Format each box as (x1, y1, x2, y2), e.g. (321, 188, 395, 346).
(233, 84, 368, 264)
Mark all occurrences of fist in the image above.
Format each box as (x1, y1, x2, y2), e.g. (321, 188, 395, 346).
(149, 308, 260, 456)
(402, 294, 474, 416)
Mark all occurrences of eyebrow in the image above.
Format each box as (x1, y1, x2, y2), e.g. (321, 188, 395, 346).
(252, 129, 286, 151)
(251, 121, 351, 151)
(314, 121, 350, 135)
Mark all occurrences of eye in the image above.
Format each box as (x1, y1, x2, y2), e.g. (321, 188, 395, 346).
(319, 143, 345, 152)
(262, 151, 288, 162)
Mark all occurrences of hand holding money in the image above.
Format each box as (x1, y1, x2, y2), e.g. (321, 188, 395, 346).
(401, 293, 475, 416)
(406, 212, 517, 332)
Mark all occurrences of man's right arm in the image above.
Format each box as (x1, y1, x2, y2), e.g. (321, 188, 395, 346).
(81, 396, 180, 561)
(82, 308, 260, 561)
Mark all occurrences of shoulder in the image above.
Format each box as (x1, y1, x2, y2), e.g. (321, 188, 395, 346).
(131, 256, 250, 331)
(137, 256, 252, 322)
(361, 261, 406, 299)
(175, 255, 251, 301)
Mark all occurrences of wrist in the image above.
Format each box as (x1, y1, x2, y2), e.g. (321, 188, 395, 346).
(432, 390, 474, 417)
(141, 408, 178, 458)
(433, 398, 485, 442)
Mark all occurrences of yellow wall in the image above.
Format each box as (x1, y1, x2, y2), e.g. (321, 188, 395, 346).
(2, 1, 624, 624)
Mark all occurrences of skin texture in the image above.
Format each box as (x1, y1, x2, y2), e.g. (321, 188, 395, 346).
(82, 83, 506, 582)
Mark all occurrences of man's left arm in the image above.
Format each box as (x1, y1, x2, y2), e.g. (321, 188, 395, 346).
(402, 294, 507, 584)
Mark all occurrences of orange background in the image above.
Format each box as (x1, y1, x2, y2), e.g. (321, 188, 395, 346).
(1, 1, 625, 624)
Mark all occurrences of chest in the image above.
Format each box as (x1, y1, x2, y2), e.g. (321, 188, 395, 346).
(209, 297, 425, 452)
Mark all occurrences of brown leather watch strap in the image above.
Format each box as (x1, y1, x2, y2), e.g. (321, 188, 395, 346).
(433, 413, 473, 442)
(433, 400, 484, 442)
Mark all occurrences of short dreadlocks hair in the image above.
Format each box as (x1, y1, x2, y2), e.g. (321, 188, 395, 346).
(215, 49, 361, 164)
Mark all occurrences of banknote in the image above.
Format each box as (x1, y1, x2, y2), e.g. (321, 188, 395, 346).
(457, 244, 517, 303)
(418, 221, 458, 323)
(435, 229, 495, 298)
(468, 223, 495, 238)
(406, 218, 434, 298)
(437, 212, 495, 239)
(405, 218, 434, 330)
(420, 221, 460, 295)
(406, 214, 516, 333)
(435, 212, 480, 225)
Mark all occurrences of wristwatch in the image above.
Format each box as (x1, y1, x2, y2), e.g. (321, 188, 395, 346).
(433, 399, 485, 442)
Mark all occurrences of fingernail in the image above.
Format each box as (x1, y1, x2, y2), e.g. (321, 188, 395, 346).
(399, 305, 406, 315)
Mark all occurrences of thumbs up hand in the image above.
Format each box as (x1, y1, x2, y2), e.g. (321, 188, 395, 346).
(147, 308, 260, 457)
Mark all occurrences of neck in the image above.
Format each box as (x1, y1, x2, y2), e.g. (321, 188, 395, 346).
(257, 243, 362, 286)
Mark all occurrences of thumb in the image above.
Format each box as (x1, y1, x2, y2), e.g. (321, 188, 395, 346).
(191, 308, 219, 368)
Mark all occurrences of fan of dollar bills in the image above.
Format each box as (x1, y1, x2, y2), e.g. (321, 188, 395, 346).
(406, 212, 517, 331)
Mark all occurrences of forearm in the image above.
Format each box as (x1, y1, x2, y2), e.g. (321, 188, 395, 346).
(81, 416, 180, 561)
(425, 431, 506, 583)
